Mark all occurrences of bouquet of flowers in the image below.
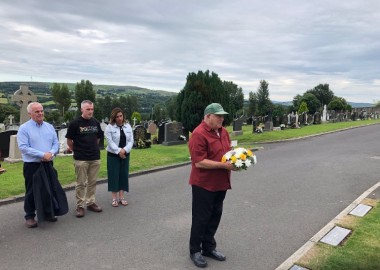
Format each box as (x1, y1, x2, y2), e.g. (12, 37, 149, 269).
(221, 147, 257, 171)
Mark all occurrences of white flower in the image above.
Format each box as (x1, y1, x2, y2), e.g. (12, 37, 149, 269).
(221, 147, 257, 171)
(235, 159, 243, 168)
(244, 159, 252, 167)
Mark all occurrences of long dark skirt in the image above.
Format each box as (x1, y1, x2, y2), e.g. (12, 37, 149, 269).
(107, 152, 130, 192)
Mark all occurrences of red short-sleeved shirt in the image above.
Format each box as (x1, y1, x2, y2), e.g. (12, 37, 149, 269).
(188, 121, 232, 191)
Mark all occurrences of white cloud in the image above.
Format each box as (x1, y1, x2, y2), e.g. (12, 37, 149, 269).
(0, 0, 379, 103)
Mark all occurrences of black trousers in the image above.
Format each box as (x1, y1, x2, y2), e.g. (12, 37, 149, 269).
(23, 162, 42, 220)
(189, 185, 227, 254)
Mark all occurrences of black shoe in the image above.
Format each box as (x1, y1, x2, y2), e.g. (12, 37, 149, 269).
(46, 216, 58, 222)
(202, 249, 226, 261)
(190, 252, 208, 268)
(25, 218, 38, 228)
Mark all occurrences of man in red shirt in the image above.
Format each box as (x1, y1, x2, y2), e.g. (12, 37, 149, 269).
(188, 103, 235, 268)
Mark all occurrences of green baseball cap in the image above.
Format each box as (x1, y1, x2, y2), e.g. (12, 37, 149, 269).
(204, 103, 229, 116)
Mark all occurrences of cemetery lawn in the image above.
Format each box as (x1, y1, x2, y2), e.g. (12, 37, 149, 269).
(230, 118, 380, 144)
(0, 118, 379, 200)
(0, 144, 192, 200)
(296, 199, 380, 270)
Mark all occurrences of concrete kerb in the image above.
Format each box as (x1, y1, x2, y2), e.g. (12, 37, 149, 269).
(0, 161, 192, 207)
(275, 181, 380, 270)
(0, 146, 262, 208)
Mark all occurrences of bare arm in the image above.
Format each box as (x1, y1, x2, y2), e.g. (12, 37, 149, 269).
(67, 139, 74, 152)
(194, 159, 235, 170)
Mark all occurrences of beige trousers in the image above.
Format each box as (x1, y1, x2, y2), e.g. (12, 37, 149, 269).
(74, 160, 101, 208)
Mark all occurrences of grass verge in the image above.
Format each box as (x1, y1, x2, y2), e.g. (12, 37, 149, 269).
(0, 118, 379, 200)
(296, 199, 380, 270)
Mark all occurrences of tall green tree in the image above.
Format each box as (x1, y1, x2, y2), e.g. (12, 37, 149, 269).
(131, 111, 142, 125)
(124, 95, 139, 120)
(51, 83, 71, 116)
(328, 96, 347, 111)
(256, 80, 273, 116)
(74, 80, 95, 115)
(165, 95, 178, 121)
(0, 104, 19, 123)
(298, 101, 309, 114)
(306, 84, 334, 108)
(223, 81, 244, 118)
(292, 94, 302, 111)
(177, 70, 230, 132)
(248, 91, 257, 116)
(300, 93, 320, 114)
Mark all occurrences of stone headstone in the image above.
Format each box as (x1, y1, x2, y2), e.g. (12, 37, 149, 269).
(313, 112, 321, 124)
(8, 115, 14, 125)
(232, 117, 244, 135)
(349, 204, 372, 217)
(12, 84, 37, 124)
(133, 125, 151, 148)
(162, 121, 186, 146)
(157, 121, 168, 144)
(0, 123, 5, 132)
(320, 226, 351, 246)
(57, 128, 69, 154)
(147, 122, 158, 135)
(0, 130, 18, 158)
(4, 135, 22, 162)
(290, 265, 310, 270)
(264, 121, 273, 131)
(100, 120, 107, 131)
(322, 104, 327, 122)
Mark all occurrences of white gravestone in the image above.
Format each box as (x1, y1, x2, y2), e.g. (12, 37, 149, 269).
(58, 128, 68, 154)
(8, 115, 14, 125)
(322, 104, 327, 122)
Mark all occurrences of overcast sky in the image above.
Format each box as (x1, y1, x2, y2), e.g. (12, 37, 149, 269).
(1, 0, 379, 103)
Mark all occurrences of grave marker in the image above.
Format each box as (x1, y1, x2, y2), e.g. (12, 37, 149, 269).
(320, 226, 351, 246)
(12, 84, 37, 124)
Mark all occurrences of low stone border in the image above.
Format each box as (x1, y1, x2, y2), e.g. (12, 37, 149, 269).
(275, 181, 380, 270)
(0, 161, 191, 207)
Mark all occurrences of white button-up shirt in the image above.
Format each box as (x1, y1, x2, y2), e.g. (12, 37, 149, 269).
(104, 123, 134, 155)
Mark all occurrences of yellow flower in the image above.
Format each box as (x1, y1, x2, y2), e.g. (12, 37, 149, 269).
(230, 156, 237, 163)
(240, 153, 247, 161)
(221, 156, 227, 163)
(246, 150, 253, 156)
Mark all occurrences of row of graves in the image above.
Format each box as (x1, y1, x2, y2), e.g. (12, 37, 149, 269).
(0, 119, 189, 162)
(0, 84, 189, 162)
(231, 105, 380, 135)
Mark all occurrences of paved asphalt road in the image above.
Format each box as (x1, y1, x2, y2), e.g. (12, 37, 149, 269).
(1, 124, 379, 270)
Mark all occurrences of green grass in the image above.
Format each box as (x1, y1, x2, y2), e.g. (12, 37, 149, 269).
(0, 144, 191, 199)
(228, 119, 380, 144)
(299, 201, 380, 270)
(0, 98, 8, 104)
(0, 118, 379, 200)
(1, 118, 380, 269)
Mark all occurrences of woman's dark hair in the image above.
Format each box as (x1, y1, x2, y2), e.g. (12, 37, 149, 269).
(109, 107, 126, 125)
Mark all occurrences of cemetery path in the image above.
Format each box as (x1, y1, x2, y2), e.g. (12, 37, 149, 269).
(0, 124, 380, 270)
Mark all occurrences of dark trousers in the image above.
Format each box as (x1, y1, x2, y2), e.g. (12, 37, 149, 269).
(189, 185, 227, 254)
(23, 162, 42, 220)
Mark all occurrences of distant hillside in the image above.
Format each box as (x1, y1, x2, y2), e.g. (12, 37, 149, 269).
(0, 81, 177, 113)
(348, 102, 374, 108)
(0, 81, 177, 97)
(273, 100, 374, 108)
